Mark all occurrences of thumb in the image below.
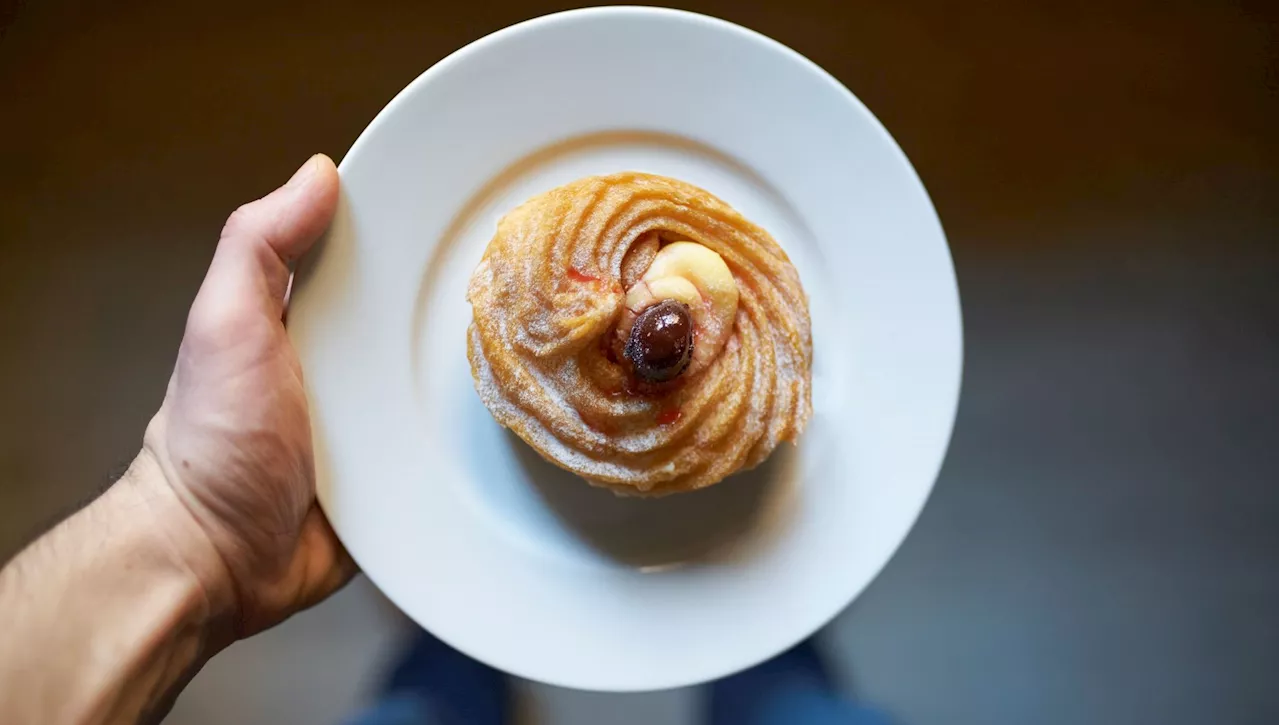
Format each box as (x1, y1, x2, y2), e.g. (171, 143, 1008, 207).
(191, 155, 340, 326)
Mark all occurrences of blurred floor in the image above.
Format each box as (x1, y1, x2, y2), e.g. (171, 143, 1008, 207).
(0, 1, 1275, 724)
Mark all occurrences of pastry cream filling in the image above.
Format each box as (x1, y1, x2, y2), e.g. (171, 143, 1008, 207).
(620, 241, 739, 376)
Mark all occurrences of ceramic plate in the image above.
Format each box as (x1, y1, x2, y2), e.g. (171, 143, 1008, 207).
(289, 7, 962, 691)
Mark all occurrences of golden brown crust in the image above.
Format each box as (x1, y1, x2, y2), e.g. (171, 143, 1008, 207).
(466, 172, 812, 496)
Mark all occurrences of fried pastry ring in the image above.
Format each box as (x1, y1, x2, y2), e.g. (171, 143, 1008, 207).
(467, 172, 811, 495)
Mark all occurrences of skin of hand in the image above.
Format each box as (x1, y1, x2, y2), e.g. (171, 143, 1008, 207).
(142, 153, 357, 637)
(0, 155, 355, 724)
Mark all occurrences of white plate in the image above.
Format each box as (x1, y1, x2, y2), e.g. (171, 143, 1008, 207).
(289, 7, 962, 692)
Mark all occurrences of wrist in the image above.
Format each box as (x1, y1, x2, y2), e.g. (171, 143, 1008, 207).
(113, 449, 240, 647)
(0, 453, 236, 724)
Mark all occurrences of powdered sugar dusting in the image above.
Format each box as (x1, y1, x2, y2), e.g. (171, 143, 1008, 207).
(465, 173, 813, 494)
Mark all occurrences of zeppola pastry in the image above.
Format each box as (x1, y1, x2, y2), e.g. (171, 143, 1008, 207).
(467, 173, 812, 496)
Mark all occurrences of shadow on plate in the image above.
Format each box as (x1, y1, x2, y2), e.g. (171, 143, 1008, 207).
(506, 429, 799, 570)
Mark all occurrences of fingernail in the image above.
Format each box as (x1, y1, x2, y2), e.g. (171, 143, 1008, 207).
(285, 154, 320, 189)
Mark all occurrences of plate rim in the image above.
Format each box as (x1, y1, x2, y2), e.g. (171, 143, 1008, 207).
(313, 5, 964, 691)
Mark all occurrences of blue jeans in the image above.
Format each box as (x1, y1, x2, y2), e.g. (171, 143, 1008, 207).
(350, 688, 889, 725)
(346, 634, 893, 725)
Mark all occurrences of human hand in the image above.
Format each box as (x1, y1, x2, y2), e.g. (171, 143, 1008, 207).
(139, 154, 355, 638)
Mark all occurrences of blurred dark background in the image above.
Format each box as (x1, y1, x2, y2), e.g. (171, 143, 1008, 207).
(1, 1, 1275, 724)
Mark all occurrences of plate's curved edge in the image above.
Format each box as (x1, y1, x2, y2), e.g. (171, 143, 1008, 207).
(303, 6, 966, 693)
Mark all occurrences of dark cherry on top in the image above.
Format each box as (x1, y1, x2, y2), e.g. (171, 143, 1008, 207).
(624, 300, 694, 383)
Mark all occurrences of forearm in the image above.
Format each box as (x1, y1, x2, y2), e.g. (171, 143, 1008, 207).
(0, 454, 234, 725)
